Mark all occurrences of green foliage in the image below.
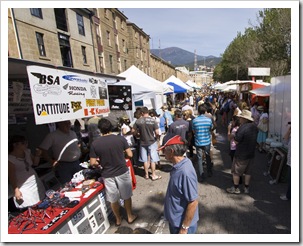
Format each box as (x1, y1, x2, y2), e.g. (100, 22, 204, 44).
(214, 8, 291, 82)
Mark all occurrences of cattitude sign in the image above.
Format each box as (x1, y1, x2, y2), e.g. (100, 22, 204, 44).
(27, 66, 110, 125)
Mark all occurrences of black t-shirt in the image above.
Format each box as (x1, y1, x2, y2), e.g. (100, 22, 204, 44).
(234, 122, 258, 160)
(167, 119, 189, 140)
(90, 134, 129, 178)
(133, 116, 159, 146)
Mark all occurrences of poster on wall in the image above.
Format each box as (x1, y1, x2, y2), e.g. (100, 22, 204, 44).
(26, 66, 110, 125)
(108, 85, 132, 110)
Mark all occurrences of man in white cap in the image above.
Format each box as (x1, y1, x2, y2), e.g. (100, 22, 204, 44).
(226, 110, 258, 194)
(159, 135, 199, 234)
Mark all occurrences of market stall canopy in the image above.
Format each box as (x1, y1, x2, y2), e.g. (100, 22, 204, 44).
(212, 82, 230, 91)
(223, 80, 270, 86)
(107, 80, 156, 102)
(186, 80, 201, 89)
(165, 82, 187, 94)
(163, 75, 193, 92)
(222, 84, 237, 92)
(249, 85, 271, 97)
(118, 65, 173, 94)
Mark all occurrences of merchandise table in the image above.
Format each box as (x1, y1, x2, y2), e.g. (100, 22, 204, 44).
(8, 159, 136, 234)
(8, 183, 111, 234)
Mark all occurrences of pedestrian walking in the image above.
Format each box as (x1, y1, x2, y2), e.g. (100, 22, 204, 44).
(132, 107, 161, 181)
(164, 109, 189, 142)
(256, 106, 269, 152)
(159, 135, 199, 234)
(161, 105, 173, 132)
(192, 104, 213, 181)
(226, 110, 258, 194)
(89, 118, 137, 226)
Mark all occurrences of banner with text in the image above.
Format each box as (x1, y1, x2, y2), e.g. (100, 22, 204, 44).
(27, 66, 110, 125)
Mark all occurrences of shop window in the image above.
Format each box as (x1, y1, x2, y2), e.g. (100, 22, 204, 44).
(35, 32, 46, 57)
(30, 8, 43, 19)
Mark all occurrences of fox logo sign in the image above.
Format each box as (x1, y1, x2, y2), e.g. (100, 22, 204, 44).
(31, 72, 60, 85)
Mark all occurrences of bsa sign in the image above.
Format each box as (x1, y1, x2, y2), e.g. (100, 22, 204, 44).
(27, 66, 110, 125)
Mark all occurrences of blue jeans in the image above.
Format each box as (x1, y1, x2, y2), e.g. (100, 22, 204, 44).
(169, 223, 197, 234)
(196, 144, 212, 176)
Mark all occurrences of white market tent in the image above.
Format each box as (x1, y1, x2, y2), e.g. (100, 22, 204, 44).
(107, 80, 156, 103)
(222, 84, 237, 92)
(118, 65, 173, 109)
(186, 80, 201, 89)
(164, 75, 193, 92)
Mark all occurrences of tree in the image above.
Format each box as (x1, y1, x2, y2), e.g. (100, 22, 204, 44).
(255, 8, 291, 76)
(213, 8, 291, 82)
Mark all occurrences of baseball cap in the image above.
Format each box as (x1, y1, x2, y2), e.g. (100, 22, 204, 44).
(157, 135, 185, 151)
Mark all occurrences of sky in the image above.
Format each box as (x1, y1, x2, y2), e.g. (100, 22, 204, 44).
(119, 8, 262, 57)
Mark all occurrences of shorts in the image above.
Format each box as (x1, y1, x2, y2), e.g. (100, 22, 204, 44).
(139, 141, 160, 163)
(231, 157, 254, 176)
(103, 170, 132, 203)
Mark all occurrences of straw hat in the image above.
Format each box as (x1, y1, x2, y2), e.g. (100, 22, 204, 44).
(237, 109, 254, 121)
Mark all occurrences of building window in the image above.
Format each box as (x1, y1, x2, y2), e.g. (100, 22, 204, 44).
(30, 8, 43, 19)
(58, 33, 73, 67)
(76, 13, 85, 36)
(124, 60, 127, 71)
(35, 32, 46, 57)
(54, 9, 67, 32)
(109, 55, 113, 72)
(122, 39, 126, 53)
(81, 46, 87, 64)
(106, 31, 111, 46)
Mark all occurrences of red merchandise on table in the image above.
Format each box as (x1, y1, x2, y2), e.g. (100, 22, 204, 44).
(8, 184, 106, 234)
(8, 159, 136, 234)
(126, 159, 136, 190)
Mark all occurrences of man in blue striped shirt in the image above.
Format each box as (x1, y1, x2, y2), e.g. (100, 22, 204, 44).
(192, 104, 213, 182)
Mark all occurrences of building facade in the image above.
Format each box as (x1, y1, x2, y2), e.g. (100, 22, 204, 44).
(8, 8, 190, 85)
(8, 8, 96, 72)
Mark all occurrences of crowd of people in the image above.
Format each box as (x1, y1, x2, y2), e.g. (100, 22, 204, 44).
(8, 89, 291, 234)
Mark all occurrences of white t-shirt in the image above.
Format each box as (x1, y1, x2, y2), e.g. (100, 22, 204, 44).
(8, 149, 45, 208)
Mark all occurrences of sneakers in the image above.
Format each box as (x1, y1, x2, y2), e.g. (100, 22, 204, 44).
(280, 195, 289, 201)
(226, 186, 241, 194)
(244, 187, 249, 194)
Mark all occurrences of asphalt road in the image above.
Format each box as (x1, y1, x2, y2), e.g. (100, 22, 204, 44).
(104, 120, 292, 241)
